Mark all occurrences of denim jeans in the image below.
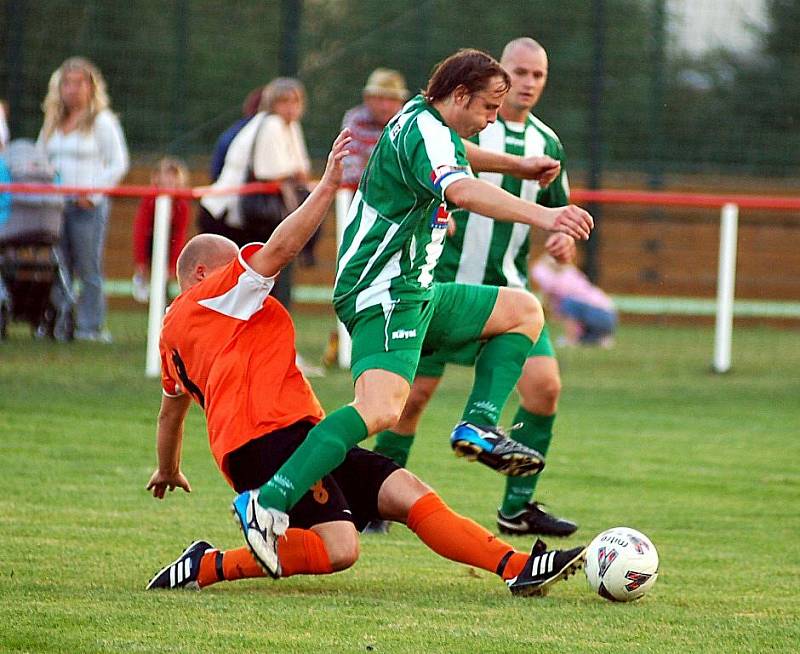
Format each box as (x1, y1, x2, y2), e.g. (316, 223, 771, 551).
(56, 199, 109, 335)
(559, 297, 617, 344)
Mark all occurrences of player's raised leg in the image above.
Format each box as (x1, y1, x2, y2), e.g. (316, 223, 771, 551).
(430, 284, 548, 476)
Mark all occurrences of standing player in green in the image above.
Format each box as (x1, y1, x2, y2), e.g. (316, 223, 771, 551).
(233, 48, 593, 574)
(371, 38, 580, 537)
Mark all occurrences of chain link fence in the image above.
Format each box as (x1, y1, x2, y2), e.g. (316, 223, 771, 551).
(2, 0, 798, 179)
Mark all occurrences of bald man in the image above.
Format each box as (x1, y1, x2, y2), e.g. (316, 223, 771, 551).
(371, 38, 579, 538)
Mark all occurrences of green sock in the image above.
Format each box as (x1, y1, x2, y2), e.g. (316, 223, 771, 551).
(373, 430, 415, 467)
(462, 332, 533, 425)
(258, 405, 368, 511)
(501, 407, 555, 516)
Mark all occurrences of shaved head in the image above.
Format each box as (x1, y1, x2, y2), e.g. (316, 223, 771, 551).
(176, 233, 239, 291)
(501, 37, 545, 64)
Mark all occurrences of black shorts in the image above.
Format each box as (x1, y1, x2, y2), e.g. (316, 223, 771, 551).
(226, 421, 400, 531)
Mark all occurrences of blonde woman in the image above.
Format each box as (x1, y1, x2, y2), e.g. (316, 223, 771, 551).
(38, 57, 129, 342)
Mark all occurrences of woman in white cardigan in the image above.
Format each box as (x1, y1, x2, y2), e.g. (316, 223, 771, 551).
(199, 77, 311, 310)
(38, 57, 129, 342)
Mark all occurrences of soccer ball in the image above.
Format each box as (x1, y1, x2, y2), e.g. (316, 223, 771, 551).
(584, 527, 659, 602)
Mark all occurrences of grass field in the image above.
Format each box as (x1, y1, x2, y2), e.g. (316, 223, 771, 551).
(1, 310, 798, 653)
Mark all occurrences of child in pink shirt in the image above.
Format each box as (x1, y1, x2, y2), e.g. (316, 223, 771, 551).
(131, 158, 190, 302)
(531, 255, 617, 347)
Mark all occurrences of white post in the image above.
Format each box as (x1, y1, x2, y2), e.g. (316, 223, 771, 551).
(334, 188, 353, 368)
(145, 194, 172, 378)
(713, 203, 739, 374)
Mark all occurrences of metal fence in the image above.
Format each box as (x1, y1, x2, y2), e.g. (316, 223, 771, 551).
(3, 0, 799, 181)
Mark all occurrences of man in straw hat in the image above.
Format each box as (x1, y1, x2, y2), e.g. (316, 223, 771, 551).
(340, 68, 410, 188)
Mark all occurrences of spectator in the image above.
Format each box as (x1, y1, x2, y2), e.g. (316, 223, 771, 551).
(38, 57, 129, 343)
(131, 157, 191, 303)
(199, 78, 311, 310)
(209, 87, 264, 182)
(531, 254, 618, 347)
(340, 68, 409, 188)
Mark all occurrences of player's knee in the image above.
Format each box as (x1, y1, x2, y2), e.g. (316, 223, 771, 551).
(522, 374, 561, 414)
(368, 405, 405, 433)
(322, 526, 361, 571)
(377, 468, 432, 522)
(501, 288, 543, 340)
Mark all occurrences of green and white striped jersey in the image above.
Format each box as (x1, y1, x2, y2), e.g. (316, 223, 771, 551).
(333, 95, 472, 323)
(436, 114, 569, 289)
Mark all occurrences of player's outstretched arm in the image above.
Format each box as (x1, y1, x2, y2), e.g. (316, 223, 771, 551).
(247, 129, 352, 278)
(146, 393, 193, 499)
(445, 177, 593, 240)
(463, 139, 560, 187)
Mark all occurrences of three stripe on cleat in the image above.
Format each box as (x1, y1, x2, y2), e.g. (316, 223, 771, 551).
(168, 558, 193, 588)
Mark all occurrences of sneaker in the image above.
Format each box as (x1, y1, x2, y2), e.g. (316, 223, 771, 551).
(231, 489, 289, 578)
(497, 502, 579, 537)
(146, 540, 215, 590)
(132, 274, 150, 303)
(74, 329, 113, 344)
(361, 519, 390, 535)
(506, 543, 587, 597)
(450, 422, 545, 477)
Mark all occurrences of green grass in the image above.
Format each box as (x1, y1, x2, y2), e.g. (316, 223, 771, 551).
(1, 310, 798, 653)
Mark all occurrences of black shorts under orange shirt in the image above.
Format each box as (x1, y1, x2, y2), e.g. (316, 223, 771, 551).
(159, 243, 324, 485)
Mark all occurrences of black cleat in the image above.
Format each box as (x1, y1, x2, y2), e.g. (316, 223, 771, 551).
(146, 540, 216, 590)
(507, 543, 587, 597)
(361, 520, 390, 535)
(497, 502, 579, 537)
(449, 422, 545, 477)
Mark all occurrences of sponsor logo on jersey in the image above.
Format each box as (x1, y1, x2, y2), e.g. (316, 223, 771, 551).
(429, 203, 449, 230)
(597, 547, 618, 578)
(391, 329, 417, 340)
(505, 136, 525, 147)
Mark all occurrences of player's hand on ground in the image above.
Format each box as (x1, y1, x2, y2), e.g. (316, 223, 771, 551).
(146, 468, 192, 499)
(517, 155, 561, 187)
(545, 232, 576, 263)
(320, 128, 353, 190)
(546, 204, 593, 240)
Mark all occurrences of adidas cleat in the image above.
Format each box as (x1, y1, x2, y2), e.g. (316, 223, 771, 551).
(231, 489, 289, 578)
(497, 502, 578, 537)
(146, 540, 215, 590)
(450, 422, 545, 477)
(506, 543, 587, 597)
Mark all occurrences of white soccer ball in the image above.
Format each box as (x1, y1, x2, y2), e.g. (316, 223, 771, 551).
(584, 527, 659, 602)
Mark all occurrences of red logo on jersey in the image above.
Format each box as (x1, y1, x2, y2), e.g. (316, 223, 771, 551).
(429, 203, 449, 229)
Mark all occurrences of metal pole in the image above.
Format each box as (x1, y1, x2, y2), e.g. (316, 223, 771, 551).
(145, 195, 172, 378)
(585, 0, 606, 283)
(4, 0, 26, 133)
(713, 203, 739, 374)
(172, 0, 189, 155)
(279, 0, 303, 76)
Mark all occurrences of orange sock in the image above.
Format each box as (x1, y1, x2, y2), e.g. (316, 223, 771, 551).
(406, 492, 528, 580)
(196, 528, 333, 587)
(277, 528, 334, 577)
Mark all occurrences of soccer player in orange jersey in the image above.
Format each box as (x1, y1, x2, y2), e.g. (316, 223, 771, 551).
(145, 129, 585, 596)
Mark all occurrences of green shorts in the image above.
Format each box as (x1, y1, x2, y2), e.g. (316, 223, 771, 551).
(415, 322, 556, 379)
(343, 282, 499, 384)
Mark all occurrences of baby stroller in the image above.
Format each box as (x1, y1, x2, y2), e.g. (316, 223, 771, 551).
(0, 139, 74, 341)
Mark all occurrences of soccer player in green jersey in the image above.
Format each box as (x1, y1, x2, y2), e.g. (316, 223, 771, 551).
(371, 38, 580, 538)
(233, 48, 593, 574)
